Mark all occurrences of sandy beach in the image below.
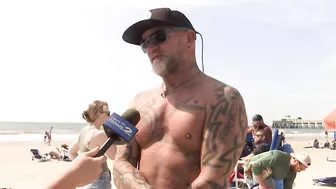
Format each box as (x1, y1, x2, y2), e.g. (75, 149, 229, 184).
(0, 140, 116, 189)
(1, 135, 335, 189)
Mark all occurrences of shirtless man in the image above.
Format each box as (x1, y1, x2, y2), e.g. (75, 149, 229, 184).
(251, 114, 272, 145)
(113, 8, 248, 189)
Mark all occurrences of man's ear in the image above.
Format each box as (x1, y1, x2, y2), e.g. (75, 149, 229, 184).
(186, 30, 196, 47)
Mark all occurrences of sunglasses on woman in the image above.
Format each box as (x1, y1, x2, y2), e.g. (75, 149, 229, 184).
(103, 111, 110, 116)
(140, 27, 188, 53)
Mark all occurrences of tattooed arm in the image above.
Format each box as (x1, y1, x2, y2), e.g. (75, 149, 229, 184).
(113, 94, 153, 189)
(189, 85, 248, 189)
(113, 140, 153, 189)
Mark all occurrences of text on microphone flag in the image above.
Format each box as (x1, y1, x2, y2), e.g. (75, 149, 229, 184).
(104, 112, 138, 142)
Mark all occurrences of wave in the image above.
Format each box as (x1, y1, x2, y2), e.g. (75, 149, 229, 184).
(0, 132, 332, 142)
(0, 133, 77, 142)
(0, 129, 79, 135)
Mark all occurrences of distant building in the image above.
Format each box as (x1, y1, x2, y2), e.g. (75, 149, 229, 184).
(272, 115, 324, 129)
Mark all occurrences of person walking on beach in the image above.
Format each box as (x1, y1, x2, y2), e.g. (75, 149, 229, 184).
(44, 131, 48, 143)
(113, 8, 248, 189)
(245, 150, 311, 189)
(69, 100, 116, 189)
(44, 126, 53, 146)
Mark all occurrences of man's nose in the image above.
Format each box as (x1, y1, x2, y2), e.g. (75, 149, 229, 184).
(146, 43, 159, 54)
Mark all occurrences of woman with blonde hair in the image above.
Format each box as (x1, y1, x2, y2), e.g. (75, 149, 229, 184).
(69, 100, 115, 189)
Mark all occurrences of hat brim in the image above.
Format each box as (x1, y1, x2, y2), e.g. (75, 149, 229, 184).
(290, 153, 309, 167)
(122, 19, 176, 46)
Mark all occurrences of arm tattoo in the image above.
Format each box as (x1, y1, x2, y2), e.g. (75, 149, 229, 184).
(113, 141, 154, 189)
(168, 96, 205, 117)
(113, 92, 154, 189)
(200, 83, 248, 189)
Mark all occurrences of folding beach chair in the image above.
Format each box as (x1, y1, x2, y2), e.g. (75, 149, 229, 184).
(313, 176, 336, 186)
(30, 149, 50, 162)
(229, 132, 254, 189)
(229, 160, 246, 188)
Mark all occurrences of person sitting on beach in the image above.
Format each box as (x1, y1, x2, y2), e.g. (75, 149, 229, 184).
(44, 147, 107, 189)
(49, 144, 69, 160)
(68, 100, 115, 189)
(242, 130, 270, 162)
(313, 139, 319, 148)
(245, 150, 311, 189)
(331, 140, 336, 150)
(252, 114, 272, 145)
(324, 140, 330, 148)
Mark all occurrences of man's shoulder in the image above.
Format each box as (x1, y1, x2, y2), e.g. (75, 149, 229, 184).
(264, 124, 272, 131)
(203, 75, 243, 102)
(130, 87, 160, 107)
(134, 88, 157, 98)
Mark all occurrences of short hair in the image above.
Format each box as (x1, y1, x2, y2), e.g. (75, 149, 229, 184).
(252, 114, 263, 121)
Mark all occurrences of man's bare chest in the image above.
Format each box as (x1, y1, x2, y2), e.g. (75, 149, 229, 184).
(135, 96, 206, 149)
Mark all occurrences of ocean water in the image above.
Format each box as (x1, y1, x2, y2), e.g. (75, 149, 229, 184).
(0, 121, 333, 142)
(280, 128, 332, 138)
(0, 121, 86, 142)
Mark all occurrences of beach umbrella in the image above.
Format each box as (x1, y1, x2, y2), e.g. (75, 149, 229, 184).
(324, 109, 336, 131)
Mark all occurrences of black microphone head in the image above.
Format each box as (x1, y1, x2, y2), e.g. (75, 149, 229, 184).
(103, 109, 140, 141)
(121, 108, 141, 126)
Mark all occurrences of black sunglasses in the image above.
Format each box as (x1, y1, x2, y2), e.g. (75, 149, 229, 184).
(103, 111, 110, 116)
(140, 27, 188, 53)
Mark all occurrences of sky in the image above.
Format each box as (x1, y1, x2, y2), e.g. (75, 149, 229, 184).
(0, 0, 335, 124)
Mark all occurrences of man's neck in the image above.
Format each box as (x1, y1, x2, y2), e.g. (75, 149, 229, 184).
(162, 63, 200, 89)
(257, 124, 265, 129)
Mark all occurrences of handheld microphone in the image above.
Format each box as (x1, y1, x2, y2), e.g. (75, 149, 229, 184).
(94, 108, 140, 157)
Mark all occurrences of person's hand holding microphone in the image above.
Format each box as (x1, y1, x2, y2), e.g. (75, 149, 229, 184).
(44, 109, 140, 189)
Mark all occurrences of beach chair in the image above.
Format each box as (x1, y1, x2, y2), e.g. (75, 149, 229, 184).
(230, 133, 254, 189)
(313, 176, 336, 186)
(241, 133, 254, 158)
(30, 149, 50, 162)
(229, 160, 246, 188)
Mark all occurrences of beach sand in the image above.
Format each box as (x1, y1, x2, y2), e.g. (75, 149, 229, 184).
(0, 140, 116, 189)
(1, 136, 335, 189)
